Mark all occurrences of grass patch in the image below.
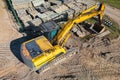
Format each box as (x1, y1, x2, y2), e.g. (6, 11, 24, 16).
(103, 16, 120, 39)
(97, 0, 120, 9)
(86, 18, 96, 23)
(81, 34, 94, 42)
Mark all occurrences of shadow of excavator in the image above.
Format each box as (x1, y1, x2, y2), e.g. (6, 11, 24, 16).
(10, 36, 34, 62)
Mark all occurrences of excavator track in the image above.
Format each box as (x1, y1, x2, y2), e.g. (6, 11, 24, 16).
(37, 48, 79, 74)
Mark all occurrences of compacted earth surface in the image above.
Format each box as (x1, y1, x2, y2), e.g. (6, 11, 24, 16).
(0, 0, 120, 80)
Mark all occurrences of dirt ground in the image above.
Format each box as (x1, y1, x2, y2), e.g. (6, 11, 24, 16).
(0, 0, 120, 80)
(0, 0, 26, 78)
(105, 5, 120, 26)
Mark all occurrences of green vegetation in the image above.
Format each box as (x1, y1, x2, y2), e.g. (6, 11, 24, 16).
(103, 16, 120, 39)
(81, 34, 94, 42)
(98, 0, 120, 9)
(86, 18, 96, 23)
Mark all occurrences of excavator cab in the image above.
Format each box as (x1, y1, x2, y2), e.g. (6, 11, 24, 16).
(39, 21, 60, 41)
(31, 21, 60, 41)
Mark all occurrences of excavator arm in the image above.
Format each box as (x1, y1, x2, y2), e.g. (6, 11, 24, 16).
(54, 3, 105, 46)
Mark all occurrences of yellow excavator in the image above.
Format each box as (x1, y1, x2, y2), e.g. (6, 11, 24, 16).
(21, 3, 105, 72)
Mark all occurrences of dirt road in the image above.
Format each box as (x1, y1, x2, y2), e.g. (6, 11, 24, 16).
(105, 5, 120, 26)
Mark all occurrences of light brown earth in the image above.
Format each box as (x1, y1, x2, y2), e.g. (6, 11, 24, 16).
(0, 0, 120, 80)
(0, 0, 25, 78)
(0, 0, 22, 43)
(105, 5, 120, 26)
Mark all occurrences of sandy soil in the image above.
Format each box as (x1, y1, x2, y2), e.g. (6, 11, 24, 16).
(0, 0, 22, 43)
(105, 5, 120, 26)
(0, 0, 24, 78)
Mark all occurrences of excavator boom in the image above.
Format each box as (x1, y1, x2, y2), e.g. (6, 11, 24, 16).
(55, 3, 105, 45)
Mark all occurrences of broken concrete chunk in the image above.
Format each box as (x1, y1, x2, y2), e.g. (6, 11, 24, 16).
(32, 0, 45, 7)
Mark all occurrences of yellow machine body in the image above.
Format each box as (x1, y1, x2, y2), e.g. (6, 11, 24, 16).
(21, 3, 105, 71)
(21, 36, 66, 70)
